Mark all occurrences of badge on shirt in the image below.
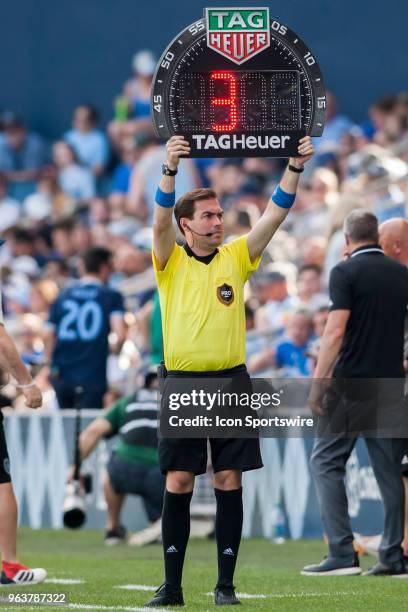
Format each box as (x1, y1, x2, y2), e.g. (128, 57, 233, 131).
(217, 283, 234, 306)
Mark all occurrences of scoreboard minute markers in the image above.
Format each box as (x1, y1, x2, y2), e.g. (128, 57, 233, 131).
(152, 7, 325, 157)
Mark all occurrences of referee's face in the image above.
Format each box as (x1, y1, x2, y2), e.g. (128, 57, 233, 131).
(190, 198, 225, 247)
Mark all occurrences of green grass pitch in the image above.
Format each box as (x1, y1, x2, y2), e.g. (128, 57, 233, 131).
(2, 528, 408, 611)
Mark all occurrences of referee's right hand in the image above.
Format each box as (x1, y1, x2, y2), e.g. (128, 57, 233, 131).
(166, 136, 190, 170)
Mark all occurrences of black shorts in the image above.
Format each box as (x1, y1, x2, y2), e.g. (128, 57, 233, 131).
(0, 414, 11, 484)
(159, 436, 262, 475)
(159, 364, 263, 475)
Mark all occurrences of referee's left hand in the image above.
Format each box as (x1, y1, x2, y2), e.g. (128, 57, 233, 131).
(289, 136, 314, 168)
(22, 384, 43, 409)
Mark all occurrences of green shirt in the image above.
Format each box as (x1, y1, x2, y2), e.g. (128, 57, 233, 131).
(104, 391, 158, 466)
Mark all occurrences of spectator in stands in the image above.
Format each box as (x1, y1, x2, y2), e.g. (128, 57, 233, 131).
(249, 309, 313, 376)
(306, 306, 330, 371)
(291, 168, 338, 240)
(125, 51, 156, 119)
(254, 268, 299, 332)
(109, 136, 140, 216)
(299, 236, 327, 268)
(0, 111, 46, 183)
(45, 247, 126, 409)
(29, 280, 59, 319)
(127, 134, 198, 225)
(313, 91, 353, 158)
(50, 221, 77, 262)
(275, 309, 314, 376)
(324, 195, 365, 284)
(64, 105, 109, 176)
(136, 290, 163, 365)
(245, 303, 268, 362)
(296, 265, 328, 310)
(53, 141, 95, 201)
(74, 370, 164, 546)
(0, 175, 20, 233)
(23, 173, 75, 223)
(108, 51, 156, 149)
(42, 258, 71, 288)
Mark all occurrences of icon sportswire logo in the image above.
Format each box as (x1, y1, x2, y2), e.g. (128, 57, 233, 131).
(206, 7, 270, 65)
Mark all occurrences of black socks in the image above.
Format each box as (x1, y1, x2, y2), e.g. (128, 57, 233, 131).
(161, 489, 193, 588)
(214, 487, 243, 588)
(161, 487, 243, 589)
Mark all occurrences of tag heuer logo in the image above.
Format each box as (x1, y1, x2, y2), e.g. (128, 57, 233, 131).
(217, 283, 234, 306)
(206, 7, 270, 65)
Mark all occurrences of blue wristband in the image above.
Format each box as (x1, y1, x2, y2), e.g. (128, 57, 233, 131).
(155, 187, 176, 208)
(271, 185, 296, 209)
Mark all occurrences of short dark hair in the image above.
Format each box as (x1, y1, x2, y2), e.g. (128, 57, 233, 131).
(298, 264, 322, 277)
(82, 247, 111, 273)
(174, 188, 217, 235)
(343, 210, 379, 243)
(77, 104, 100, 125)
(372, 95, 397, 113)
(12, 228, 32, 243)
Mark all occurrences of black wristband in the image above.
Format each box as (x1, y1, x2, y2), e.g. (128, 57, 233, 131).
(162, 163, 178, 176)
(288, 164, 304, 174)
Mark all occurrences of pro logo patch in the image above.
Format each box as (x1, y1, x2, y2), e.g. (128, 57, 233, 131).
(217, 283, 234, 306)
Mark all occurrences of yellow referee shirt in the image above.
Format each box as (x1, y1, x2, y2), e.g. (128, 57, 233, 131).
(152, 235, 260, 371)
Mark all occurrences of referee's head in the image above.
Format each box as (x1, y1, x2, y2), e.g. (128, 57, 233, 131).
(174, 188, 224, 250)
(343, 210, 379, 250)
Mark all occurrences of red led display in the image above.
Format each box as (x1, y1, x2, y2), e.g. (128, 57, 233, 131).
(210, 72, 237, 132)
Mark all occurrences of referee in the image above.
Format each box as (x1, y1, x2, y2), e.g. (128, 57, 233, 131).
(303, 210, 408, 577)
(145, 135, 314, 607)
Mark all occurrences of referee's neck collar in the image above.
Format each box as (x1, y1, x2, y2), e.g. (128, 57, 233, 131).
(183, 243, 218, 265)
(349, 243, 384, 258)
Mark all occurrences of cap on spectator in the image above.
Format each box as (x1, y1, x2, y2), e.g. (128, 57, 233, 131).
(257, 269, 286, 286)
(132, 50, 156, 76)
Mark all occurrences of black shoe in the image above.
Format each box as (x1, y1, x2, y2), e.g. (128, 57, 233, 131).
(363, 560, 408, 577)
(301, 552, 361, 576)
(104, 525, 127, 545)
(214, 585, 241, 605)
(144, 583, 184, 607)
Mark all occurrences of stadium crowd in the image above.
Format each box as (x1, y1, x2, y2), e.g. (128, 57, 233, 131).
(0, 49, 407, 410)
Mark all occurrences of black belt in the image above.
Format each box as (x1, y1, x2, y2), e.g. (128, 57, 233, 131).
(167, 364, 247, 378)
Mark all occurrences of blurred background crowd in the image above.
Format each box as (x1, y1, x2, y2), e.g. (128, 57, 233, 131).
(1, 49, 407, 410)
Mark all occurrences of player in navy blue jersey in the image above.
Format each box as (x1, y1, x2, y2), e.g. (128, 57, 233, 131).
(45, 247, 126, 409)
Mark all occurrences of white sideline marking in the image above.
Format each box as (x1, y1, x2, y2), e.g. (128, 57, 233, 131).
(205, 591, 266, 599)
(115, 585, 156, 591)
(46, 578, 84, 584)
(69, 604, 167, 612)
(269, 591, 363, 598)
(206, 590, 362, 600)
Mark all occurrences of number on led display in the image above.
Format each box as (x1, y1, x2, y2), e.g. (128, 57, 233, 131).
(210, 72, 237, 132)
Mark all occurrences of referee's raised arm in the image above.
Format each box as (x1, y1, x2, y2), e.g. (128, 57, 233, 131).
(246, 136, 314, 262)
(153, 136, 191, 270)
